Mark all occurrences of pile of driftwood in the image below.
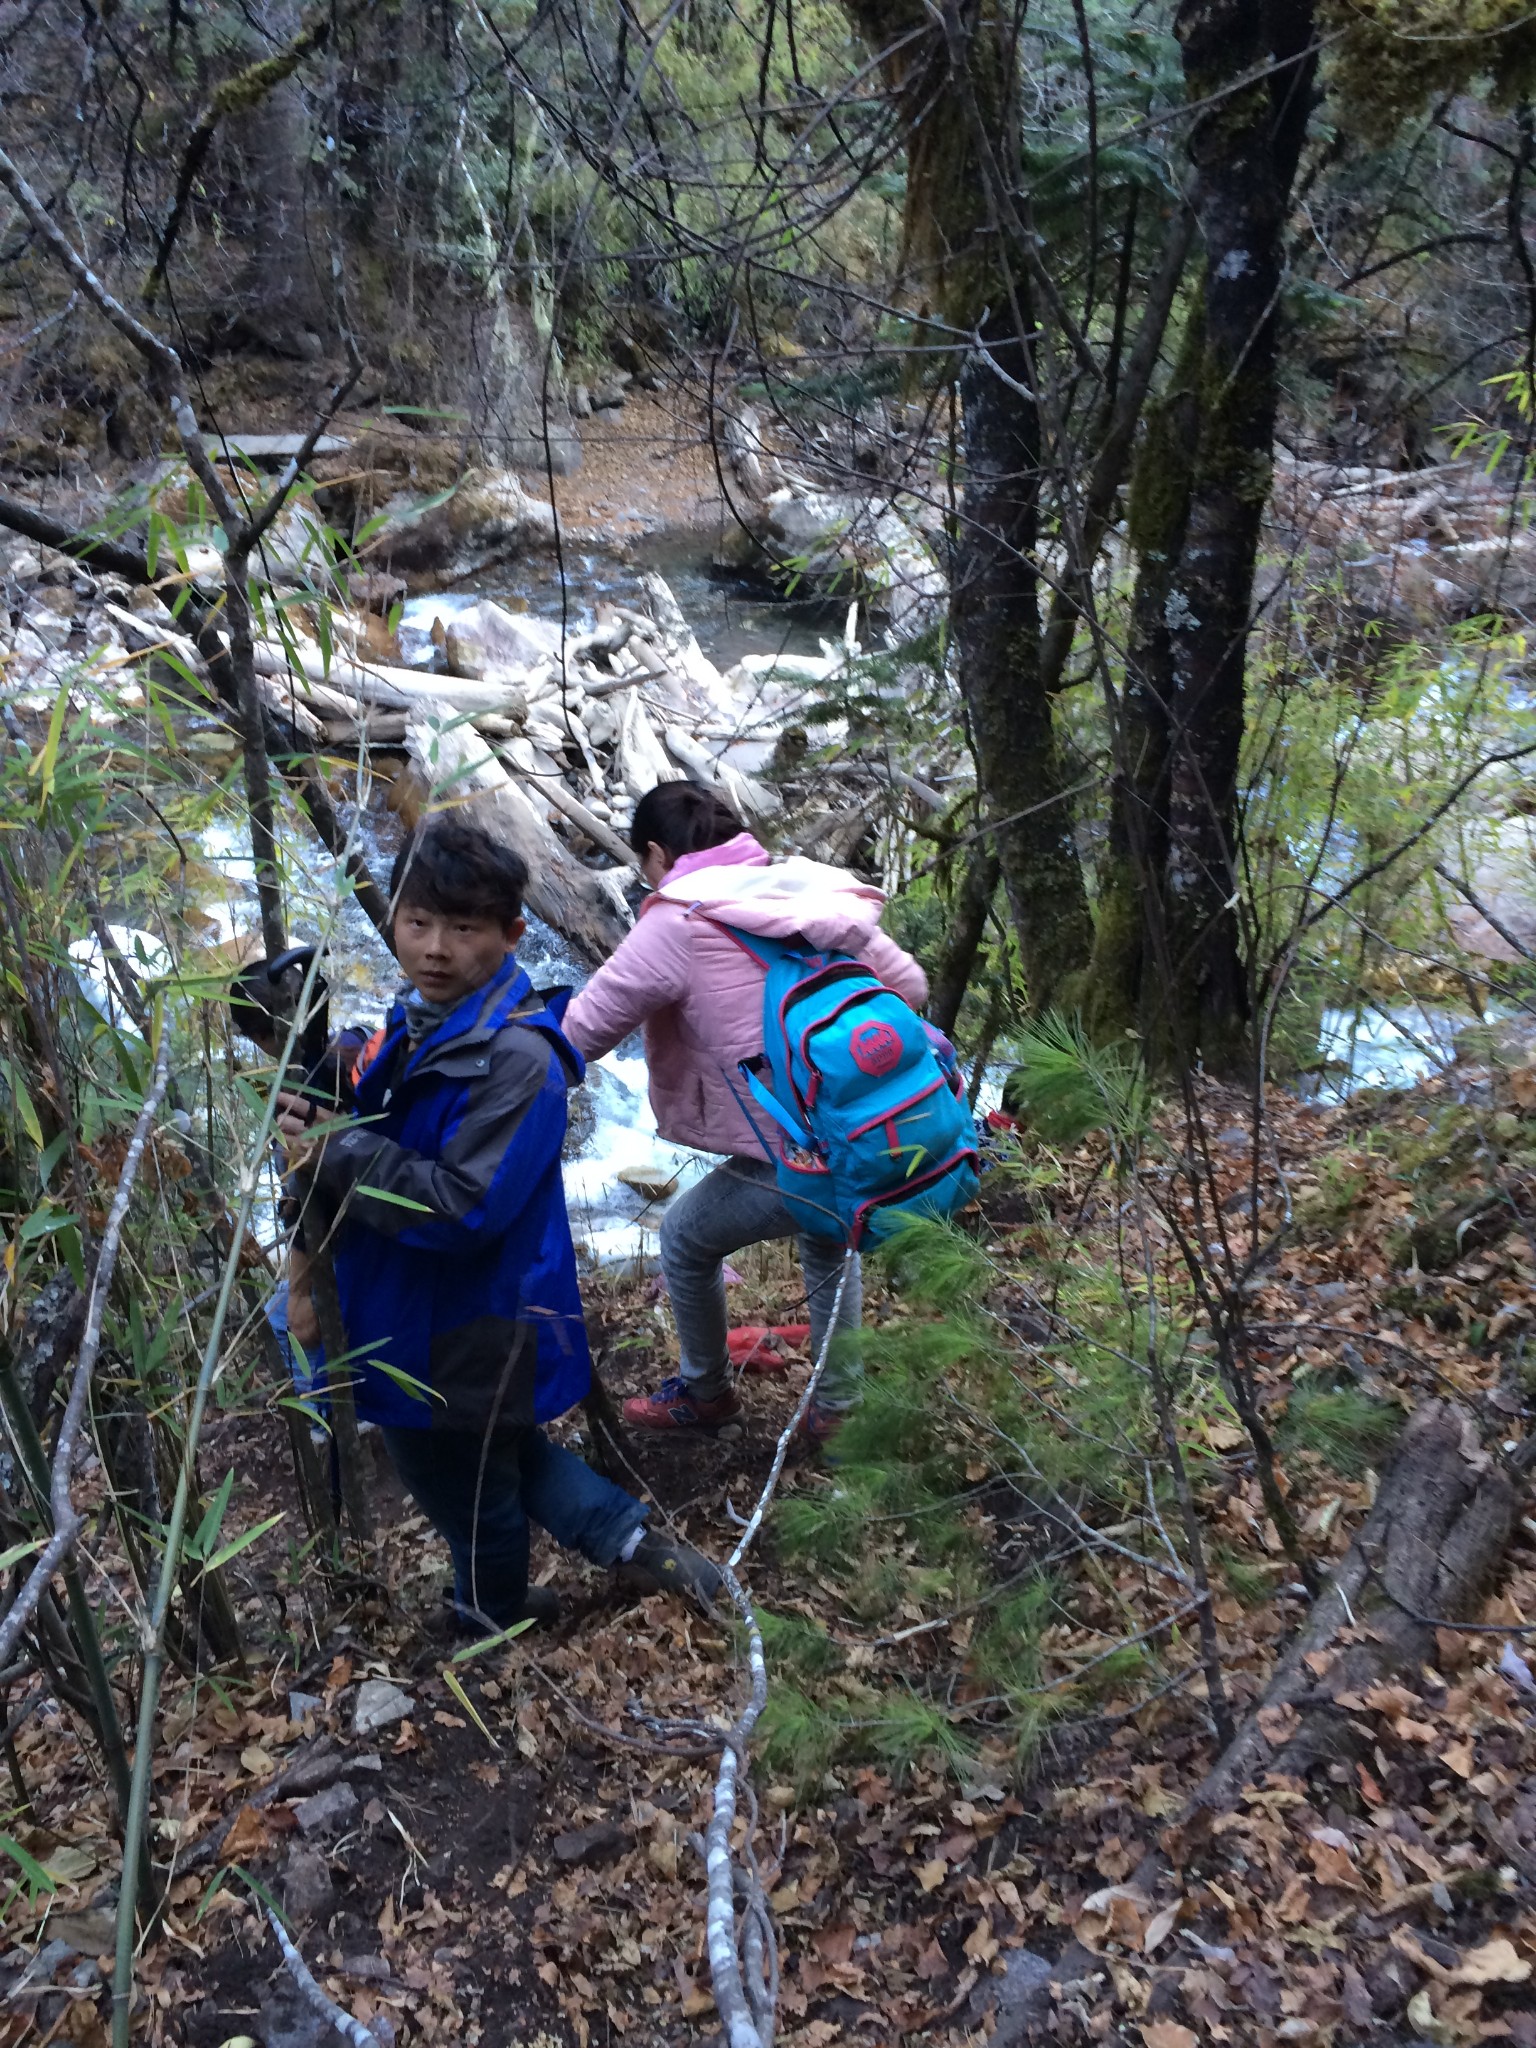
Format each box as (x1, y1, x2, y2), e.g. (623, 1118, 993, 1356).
(1271, 455, 1536, 628)
(94, 573, 797, 958)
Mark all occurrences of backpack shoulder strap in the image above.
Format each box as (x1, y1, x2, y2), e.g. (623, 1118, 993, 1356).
(697, 917, 807, 973)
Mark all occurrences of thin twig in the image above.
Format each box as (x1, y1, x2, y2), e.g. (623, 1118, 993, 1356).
(0, 1035, 172, 1670)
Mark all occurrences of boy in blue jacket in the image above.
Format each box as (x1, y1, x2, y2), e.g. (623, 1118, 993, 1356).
(275, 814, 719, 1632)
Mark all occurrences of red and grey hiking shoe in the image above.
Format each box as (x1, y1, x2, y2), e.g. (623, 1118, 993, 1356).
(622, 1373, 744, 1433)
(793, 1399, 848, 1453)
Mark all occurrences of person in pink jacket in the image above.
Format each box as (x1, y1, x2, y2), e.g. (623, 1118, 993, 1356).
(563, 782, 929, 1441)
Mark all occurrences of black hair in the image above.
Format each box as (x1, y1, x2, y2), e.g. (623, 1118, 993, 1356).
(629, 781, 745, 861)
(389, 815, 528, 926)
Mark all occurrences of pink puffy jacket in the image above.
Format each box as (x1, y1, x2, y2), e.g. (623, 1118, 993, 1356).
(563, 833, 929, 1157)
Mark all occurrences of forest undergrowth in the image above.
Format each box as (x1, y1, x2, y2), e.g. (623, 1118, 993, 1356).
(6, 1018, 1536, 2048)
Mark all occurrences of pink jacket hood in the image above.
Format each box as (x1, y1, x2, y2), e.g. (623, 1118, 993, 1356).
(654, 833, 893, 954)
(564, 834, 928, 1158)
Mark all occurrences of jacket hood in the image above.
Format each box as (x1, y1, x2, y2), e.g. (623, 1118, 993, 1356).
(387, 958, 586, 1085)
(655, 843, 889, 953)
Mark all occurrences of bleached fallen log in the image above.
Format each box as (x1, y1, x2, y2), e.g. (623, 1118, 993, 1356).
(321, 713, 408, 747)
(252, 640, 526, 719)
(256, 675, 326, 744)
(822, 758, 948, 812)
(406, 707, 631, 962)
(663, 724, 777, 824)
(498, 755, 637, 869)
(721, 400, 771, 501)
(613, 687, 684, 804)
(104, 601, 202, 671)
(730, 649, 842, 686)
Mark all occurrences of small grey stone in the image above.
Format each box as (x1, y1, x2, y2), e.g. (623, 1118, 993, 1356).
(571, 384, 593, 420)
(340, 1955, 393, 1984)
(1313, 1281, 1353, 1305)
(1216, 1126, 1251, 1151)
(552, 1818, 626, 1867)
(7, 1938, 73, 1996)
(352, 1679, 414, 1737)
(968, 1945, 1064, 2048)
(293, 1781, 360, 1838)
(282, 1845, 336, 1921)
(287, 1690, 324, 1720)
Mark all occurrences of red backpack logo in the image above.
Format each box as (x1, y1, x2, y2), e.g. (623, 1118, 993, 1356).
(849, 1018, 903, 1077)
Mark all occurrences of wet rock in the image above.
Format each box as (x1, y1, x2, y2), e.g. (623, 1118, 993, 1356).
(717, 485, 945, 636)
(617, 1164, 681, 1202)
(352, 1679, 414, 1737)
(552, 1818, 626, 1867)
(294, 1781, 361, 1837)
(370, 468, 556, 582)
(442, 599, 563, 682)
(282, 1845, 336, 1921)
(345, 569, 408, 614)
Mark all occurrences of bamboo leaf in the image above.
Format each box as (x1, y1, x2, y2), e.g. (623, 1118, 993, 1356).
(354, 1182, 436, 1212)
(442, 1665, 500, 1747)
(33, 675, 73, 808)
(186, 1467, 237, 1564)
(197, 1511, 285, 1578)
(0, 1833, 58, 1900)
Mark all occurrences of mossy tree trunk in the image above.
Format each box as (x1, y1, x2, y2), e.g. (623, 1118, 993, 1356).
(841, 0, 1094, 1012)
(1084, 298, 1204, 1044)
(1151, 0, 1319, 1075)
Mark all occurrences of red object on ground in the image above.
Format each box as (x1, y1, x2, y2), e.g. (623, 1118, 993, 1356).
(726, 1323, 813, 1375)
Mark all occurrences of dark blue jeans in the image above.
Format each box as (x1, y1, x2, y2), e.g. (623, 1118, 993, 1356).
(382, 1425, 646, 1625)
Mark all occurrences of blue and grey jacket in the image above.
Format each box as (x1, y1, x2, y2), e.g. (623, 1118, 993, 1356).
(312, 955, 592, 1432)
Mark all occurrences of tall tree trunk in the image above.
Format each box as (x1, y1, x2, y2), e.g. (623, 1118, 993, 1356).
(1157, 0, 1319, 1075)
(1084, 298, 1204, 1046)
(237, 5, 329, 355)
(840, 0, 1094, 1012)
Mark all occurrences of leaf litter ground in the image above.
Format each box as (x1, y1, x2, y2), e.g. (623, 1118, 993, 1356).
(3, 1061, 1535, 2048)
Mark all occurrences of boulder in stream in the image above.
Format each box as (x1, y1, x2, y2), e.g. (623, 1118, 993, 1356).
(442, 599, 564, 681)
(368, 469, 557, 584)
(718, 485, 945, 638)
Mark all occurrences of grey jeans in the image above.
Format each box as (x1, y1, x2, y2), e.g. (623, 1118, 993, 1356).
(659, 1157, 863, 1407)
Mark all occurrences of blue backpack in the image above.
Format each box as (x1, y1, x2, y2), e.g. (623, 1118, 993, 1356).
(721, 927, 980, 1246)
